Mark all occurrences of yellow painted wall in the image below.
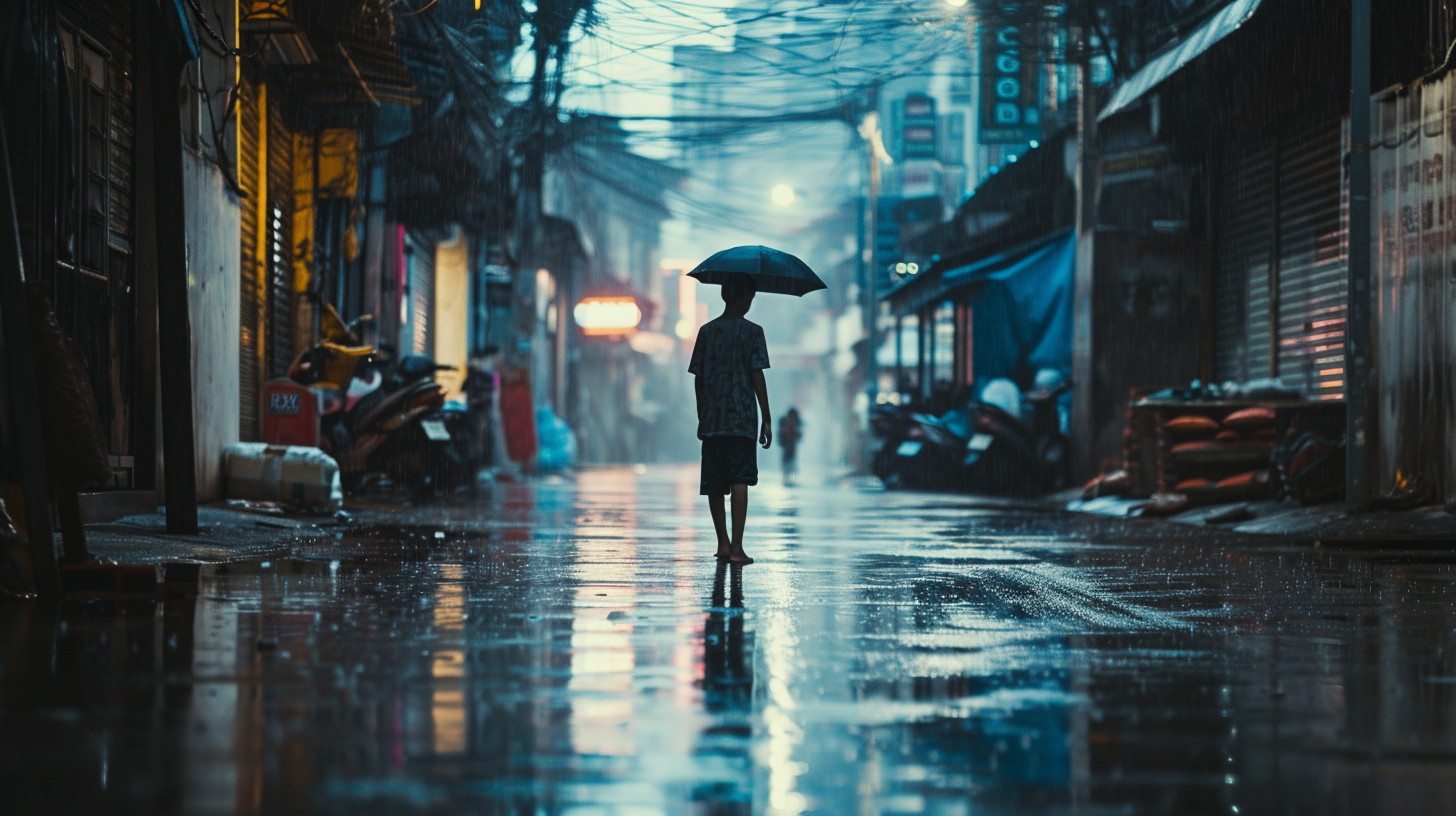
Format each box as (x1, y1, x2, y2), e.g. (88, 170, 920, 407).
(433, 228, 469, 401)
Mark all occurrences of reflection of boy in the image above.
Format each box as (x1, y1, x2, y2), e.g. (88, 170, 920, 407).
(779, 408, 802, 484)
(689, 272, 771, 565)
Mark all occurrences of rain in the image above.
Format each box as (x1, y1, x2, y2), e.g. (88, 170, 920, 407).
(1, 0, 1455, 813)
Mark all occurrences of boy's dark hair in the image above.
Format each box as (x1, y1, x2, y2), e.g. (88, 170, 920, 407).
(721, 272, 756, 303)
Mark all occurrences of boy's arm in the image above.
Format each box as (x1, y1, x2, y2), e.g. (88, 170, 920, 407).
(753, 370, 772, 449)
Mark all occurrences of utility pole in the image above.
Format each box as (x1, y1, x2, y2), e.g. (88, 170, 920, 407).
(1070, 16, 1098, 480)
(857, 90, 883, 469)
(1346, 0, 1372, 511)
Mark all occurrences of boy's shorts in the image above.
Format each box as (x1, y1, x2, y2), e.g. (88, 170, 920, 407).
(700, 436, 758, 495)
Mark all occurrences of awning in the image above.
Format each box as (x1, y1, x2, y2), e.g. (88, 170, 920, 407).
(886, 230, 1076, 384)
(1098, 0, 1261, 121)
(887, 229, 1071, 315)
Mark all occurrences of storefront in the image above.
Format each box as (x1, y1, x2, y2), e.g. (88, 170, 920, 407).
(886, 228, 1075, 416)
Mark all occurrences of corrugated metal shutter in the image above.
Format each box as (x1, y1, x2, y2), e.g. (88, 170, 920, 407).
(409, 235, 434, 355)
(1214, 116, 1347, 400)
(266, 93, 295, 379)
(1275, 117, 1347, 400)
(238, 77, 263, 441)
(1213, 142, 1275, 383)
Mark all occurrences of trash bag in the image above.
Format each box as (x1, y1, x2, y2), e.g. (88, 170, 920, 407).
(25, 282, 110, 491)
(536, 407, 577, 473)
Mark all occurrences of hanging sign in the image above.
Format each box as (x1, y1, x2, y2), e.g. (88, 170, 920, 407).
(978, 9, 1041, 144)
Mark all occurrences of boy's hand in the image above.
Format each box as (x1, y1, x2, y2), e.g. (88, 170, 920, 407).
(760, 419, 773, 449)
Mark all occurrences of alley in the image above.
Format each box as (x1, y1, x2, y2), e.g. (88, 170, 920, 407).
(4, 468, 1456, 814)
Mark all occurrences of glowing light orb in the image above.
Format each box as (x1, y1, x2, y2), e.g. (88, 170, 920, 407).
(574, 297, 641, 335)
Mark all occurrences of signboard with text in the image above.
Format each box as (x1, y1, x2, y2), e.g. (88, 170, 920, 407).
(902, 93, 938, 160)
(978, 9, 1041, 144)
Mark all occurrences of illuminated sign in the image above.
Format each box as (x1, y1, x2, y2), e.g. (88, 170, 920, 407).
(978, 7, 1041, 145)
(902, 94, 937, 160)
(573, 296, 641, 336)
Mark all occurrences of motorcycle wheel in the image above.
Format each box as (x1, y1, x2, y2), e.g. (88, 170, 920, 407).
(1037, 435, 1070, 493)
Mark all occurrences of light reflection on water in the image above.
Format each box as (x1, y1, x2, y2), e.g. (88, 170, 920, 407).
(3, 466, 1456, 814)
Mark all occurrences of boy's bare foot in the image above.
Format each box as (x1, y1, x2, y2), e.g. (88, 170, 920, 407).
(714, 549, 730, 560)
(728, 551, 754, 565)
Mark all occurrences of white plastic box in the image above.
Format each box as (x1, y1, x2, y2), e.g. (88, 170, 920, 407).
(223, 443, 342, 511)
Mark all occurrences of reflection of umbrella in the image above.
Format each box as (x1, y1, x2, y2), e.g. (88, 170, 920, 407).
(688, 245, 826, 297)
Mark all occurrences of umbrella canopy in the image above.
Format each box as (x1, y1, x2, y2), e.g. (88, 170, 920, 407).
(687, 245, 826, 297)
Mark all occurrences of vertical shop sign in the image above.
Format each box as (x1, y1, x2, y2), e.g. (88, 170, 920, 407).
(978, 7, 1040, 144)
(902, 94, 938, 160)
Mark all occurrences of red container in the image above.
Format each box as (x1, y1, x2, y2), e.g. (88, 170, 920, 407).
(261, 379, 319, 448)
(498, 367, 538, 465)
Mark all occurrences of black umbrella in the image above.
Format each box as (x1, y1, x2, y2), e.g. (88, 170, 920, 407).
(687, 245, 826, 297)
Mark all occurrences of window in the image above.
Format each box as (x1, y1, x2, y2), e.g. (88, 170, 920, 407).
(59, 29, 115, 274)
(933, 300, 955, 387)
(897, 313, 920, 395)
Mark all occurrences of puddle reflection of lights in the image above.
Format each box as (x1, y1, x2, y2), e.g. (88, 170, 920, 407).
(762, 601, 809, 815)
(432, 564, 467, 755)
(569, 477, 640, 758)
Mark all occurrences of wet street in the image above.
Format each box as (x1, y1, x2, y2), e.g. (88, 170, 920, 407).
(5, 466, 1456, 815)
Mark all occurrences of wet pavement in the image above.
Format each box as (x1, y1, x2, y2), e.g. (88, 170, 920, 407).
(5, 466, 1456, 815)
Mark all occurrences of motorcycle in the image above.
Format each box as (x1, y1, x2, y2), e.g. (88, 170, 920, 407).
(288, 307, 459, 500)
(871, 382, 1070, 496)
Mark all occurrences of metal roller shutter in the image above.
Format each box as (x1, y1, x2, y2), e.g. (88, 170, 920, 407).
(1213, 116, 1347, 400)
(407, 233, 434, 355)
(1275, 117, 1347, 400)
(1213, 142, 1275, 383)
(238, 77, 263, 440)
(266, 93, 295, 379)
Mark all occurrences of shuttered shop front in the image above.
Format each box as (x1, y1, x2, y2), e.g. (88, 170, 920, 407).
(238, 78, 299, 441)
(1213, 115, 1347, 400)
(238, 77, 264, 440)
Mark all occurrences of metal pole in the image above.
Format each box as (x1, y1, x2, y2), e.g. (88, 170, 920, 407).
(1070, 25, 1098, 481)
(146, 8, 200, 534)
(863, 128, 880, 432)
(1346, 0, 1372, 511)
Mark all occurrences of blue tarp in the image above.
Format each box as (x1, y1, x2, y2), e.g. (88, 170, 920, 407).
(944, 230, 1075, 387)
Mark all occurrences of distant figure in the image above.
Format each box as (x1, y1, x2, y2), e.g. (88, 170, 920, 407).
(689, 272, 772, 565)
(779, 408, 803, 485)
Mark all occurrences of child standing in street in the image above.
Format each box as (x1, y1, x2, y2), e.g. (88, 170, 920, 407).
(689, 272, 772, 565)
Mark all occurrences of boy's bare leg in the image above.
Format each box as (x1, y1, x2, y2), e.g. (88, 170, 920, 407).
(728, 483, 753, 564)
(708, 493, 731, 558)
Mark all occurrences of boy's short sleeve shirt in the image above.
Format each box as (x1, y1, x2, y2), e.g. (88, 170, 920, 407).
(689, 316, 770, 439)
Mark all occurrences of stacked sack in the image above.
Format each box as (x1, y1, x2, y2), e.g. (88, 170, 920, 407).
(1160, 406, 1278, 501)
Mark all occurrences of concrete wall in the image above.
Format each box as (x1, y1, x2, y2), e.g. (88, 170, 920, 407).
(183, 150, 242, 501)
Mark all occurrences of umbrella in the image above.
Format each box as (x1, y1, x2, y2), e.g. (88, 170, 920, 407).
(687, 245, 826, 297)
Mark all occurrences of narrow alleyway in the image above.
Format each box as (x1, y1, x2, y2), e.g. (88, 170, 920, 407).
(5, 468, 1456, 815)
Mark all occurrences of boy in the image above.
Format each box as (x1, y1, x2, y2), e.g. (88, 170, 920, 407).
(689, 272, 771, 565)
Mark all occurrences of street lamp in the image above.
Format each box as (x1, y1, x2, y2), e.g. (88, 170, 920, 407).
(573, 296, 642, 337)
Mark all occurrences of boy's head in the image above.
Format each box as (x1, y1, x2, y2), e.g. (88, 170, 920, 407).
(721, 272, 756, 310)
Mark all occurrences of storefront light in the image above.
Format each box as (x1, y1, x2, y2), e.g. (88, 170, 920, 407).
(574, 296, 641, 336)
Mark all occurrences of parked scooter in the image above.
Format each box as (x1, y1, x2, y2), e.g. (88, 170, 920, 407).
(288, 307, 456, 500)
(871, 381, 1070, 496)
